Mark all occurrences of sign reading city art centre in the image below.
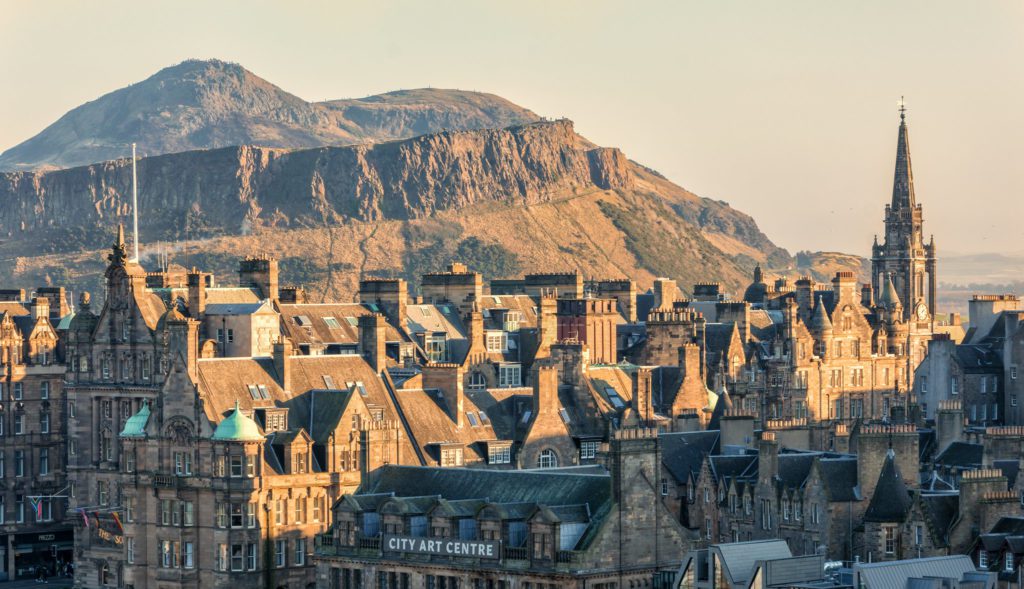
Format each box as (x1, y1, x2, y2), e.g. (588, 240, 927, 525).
(383, 535, 500, 560)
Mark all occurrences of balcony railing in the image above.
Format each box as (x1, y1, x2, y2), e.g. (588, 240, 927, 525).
(503, 546, 528, 561)
(153, 474, 176, 488)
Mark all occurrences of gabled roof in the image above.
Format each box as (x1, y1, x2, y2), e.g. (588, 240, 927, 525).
(864, 451, 913, 522)
(818, 457, 860, 502)
(714, 540, 792, 586)
(920, 492, 959, 546)
(391, 388, 498, 464)
(853, 555, 981, 589)
(660, 430, 720, 483)
(279, 302, 403, 347)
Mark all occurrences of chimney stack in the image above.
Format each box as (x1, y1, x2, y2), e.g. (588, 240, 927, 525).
(187, 269, 207, 317)
(273, 337, 293, 393)
(358, 313, 387, 372)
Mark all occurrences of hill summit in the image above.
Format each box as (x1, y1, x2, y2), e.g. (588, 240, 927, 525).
(0, 59, 539, 171)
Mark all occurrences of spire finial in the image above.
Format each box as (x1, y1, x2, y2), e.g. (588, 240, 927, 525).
(898, 96, 906, 122)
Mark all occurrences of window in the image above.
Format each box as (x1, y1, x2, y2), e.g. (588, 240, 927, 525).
(915, 525, 923, 546)
(980, 377, 987, 394)
(246, 543, 258, 570)
(467, 372, 487, 392)
(126, 537, 135, 564)
(537, 449, 558, 468)
(184, 542, 195, 569)
(12, 382, 22, 400)
(15, 495, 23, 523)
(40, 381, 49, 400)
(499, 363, 521, 388)
(951, 378, 959, 395)
(811, 503, 819, 524)
(761, 499, 772, 530)
(834, 399, 844, 420)
(795, 400, 807, 419)
(424, 334, 447, 362)
(275, 539, 286, 568)
(227, 329, 235, 343)
(313, 497, 322, 523)
(851, 398, 864, 419)
(174, 451, 192, 476)
(1013, 395, 1018, 408)
(231, 503, 244, 527)
(705, 518, 712, 539)
(1008, 555, 1016, 573)
(184, 501, 194, 526)
(161, 540, 175, 568)
(884, 526, 896, 554)
(217, 544, 228, 572)
(440, 447, 464, 467)
(216, 504, 228, 528)
(38, 412, 50, 434)
(247, 502, 256, 527)
(485, 331, 508, 353)
(68, 401, 75, 419)
(231, 544, 244, 572)
(247, 456, 256, 477)
(0, 452, 4, 478)
(14, 414, 23, 435)
(979, 550, 988, 569)
(661, 480, 670, 496)
(580, 441, 599, 460)
(744, 495, 752, 515)
(230, 455, 243, 477)
(125, 497, 134, 522)
(488, 445, 511, 465)
(783, 499, 791, 521)
(1012, 366, 1018, 380)
(294, 497, 305, 524)
(39, 448, 48, 475)
(14, 450, 24, 477)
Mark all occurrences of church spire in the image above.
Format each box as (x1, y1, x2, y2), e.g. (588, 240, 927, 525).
(891, 97, 915, 211)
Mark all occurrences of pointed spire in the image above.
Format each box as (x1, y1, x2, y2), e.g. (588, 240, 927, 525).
(811, 295, 833, 333)
(108, 224, 128, 266)
(891, 98, 916, 210)
(864, 449, 913, 522)
(878, 273, 902, 310)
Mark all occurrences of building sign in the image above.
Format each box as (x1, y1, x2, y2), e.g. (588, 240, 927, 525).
(383, 535, 499, 560)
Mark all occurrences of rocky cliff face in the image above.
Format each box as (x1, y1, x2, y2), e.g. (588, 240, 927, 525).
(0, 118, 801, 299)
(0, 120, 635, 240)
(0, 59, 539, 171)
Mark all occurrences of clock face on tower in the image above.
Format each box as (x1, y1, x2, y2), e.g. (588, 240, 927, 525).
(916, 302, 928, 321)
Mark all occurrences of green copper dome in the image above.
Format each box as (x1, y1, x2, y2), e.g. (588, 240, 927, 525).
(212, 401, 264, 442)
(119, 403, 151, 438)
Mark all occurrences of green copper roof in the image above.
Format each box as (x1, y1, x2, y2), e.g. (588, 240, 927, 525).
(119, 403, 151, 438)
(212, 401, 264, 442)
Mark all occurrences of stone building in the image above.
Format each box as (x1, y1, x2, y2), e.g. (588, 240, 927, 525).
(66, 228, 407, 589)
(0, 293, 69, 579)
(315, 428, 690, 589)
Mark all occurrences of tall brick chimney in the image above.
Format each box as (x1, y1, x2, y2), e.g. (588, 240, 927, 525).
(187, 269, 207, 317)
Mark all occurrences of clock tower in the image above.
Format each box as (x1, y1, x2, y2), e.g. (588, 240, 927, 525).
(870, 101, 937, 331)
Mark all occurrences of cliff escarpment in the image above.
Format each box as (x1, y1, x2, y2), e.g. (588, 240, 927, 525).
(0, 120, 636, 241)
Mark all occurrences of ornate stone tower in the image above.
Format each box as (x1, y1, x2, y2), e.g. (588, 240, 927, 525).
(871, 101, 937, 329)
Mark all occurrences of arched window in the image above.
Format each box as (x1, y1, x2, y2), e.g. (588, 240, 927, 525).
(467, 372, 487, 392)
(100, 562, 110, 586)
(537, 449, 558, 469)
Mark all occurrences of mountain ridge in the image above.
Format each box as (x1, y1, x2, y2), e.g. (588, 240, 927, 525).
(0, 59, 540, 171)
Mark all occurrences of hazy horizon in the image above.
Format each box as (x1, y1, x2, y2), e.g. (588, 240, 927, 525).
(2, 1, 1021, 258)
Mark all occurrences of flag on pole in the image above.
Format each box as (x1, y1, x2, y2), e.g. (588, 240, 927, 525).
(27, 497, 40, 520)
(111, 511, 123, 533)
(78, 508, 89, 527)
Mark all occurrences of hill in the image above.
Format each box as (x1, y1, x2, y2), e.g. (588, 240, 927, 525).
(0, 119, 802, 300)
(0, 59, 538, 171)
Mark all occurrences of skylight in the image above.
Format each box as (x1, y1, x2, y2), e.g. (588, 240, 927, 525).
(257, 385, 271, 400)
(323, 375, 336, 389)
(247, 384, 260, 400)
(467, 412, 479, 427)
(323, 317, 341, 329)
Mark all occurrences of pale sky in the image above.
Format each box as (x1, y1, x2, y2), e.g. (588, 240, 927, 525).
(2, 1, 1022, 257)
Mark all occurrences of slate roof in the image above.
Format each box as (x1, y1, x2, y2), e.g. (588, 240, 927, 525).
(996, 459, 1020, 488)
(279, 303, 404, 347)
(405, 304, 469, 362)
(361, 465, 612, 508)
(817, 457, 860, 502)
(204, 301, 273, 316)
(777, 452, 819, 489)
(478, 294, 539, 330)
(660, 430, 720, 483)
(935, 441, 984, 468)
(391, 388, 499, 464)
(955, 344, 1002, 373)
(709, 454, 757, 483)
(864, 451, 913, 522)
(920, 492, 959, 546)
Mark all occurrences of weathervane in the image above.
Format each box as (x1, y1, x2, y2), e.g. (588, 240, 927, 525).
(898, 96, 906, 121)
